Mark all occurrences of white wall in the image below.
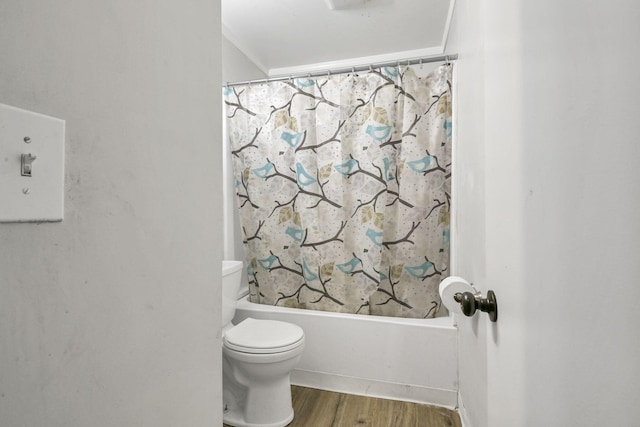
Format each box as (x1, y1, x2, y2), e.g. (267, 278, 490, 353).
(448, 1, 640, 426)
(222, 36, 267, 84)
(0, 1, 223, 426)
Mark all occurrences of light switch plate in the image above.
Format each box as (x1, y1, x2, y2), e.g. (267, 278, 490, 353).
(0, 103, 65, 222)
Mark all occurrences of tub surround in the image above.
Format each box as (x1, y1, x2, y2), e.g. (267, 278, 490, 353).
(233, 297, 458, 408)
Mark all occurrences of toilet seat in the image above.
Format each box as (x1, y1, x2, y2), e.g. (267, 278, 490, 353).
(224, 318, 304, 354)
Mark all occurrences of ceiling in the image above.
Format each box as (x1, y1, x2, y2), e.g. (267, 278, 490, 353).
(222, 0, 455, 76)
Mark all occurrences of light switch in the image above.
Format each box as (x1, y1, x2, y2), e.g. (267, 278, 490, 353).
(0, 103, 65, 222)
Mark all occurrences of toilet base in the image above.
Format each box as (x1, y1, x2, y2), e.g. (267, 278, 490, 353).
(223, 353, 299, 427)
(223, 409, 293, 427)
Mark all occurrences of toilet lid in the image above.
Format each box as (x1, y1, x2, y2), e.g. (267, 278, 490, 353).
(224, 318, 304, 354)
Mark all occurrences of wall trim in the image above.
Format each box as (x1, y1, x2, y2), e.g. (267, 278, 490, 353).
(291, 369, 458, 409)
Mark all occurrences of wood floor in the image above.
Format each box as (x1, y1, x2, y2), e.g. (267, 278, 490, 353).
(224, 385, 462, 427)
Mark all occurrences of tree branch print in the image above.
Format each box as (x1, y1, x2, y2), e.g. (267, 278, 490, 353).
(301, 221, 347, 250)
(379, 114, 421, 149)
(225, 87, 257, 118)
(236, 170, 260, 209)
(266, 252, 304, 278)
(243, 220, 264, 243)
(266, 80, 340, 124)
(343, 154, 386, 184)
(421, 149, 447, 177)
(423, 301, 440, 319)
(351, 188, 387, 218)
(424, 88, 450, 116)
(375, 265, 413, 309)
(417, 255, 444, 281)
(371, 69, 416, 103)
(296, 120, 346, 153)
(382, 222, 421, 249)
(347, 253, 380, 285)
(348, 163, 414, 218)
(231, 127, 262, 157)
(275, 263, 344, 307)
(425, 199, 446, 221)
(260, 160, 342, 209)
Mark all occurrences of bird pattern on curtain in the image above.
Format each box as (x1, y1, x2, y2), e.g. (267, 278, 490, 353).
(225, 64, 452, 318)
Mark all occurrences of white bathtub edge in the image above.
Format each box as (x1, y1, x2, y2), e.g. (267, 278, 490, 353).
(236, 296, 457, 329)
(291, 369, 458, 409)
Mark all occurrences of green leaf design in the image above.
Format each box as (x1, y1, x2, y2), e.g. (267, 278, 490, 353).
(321, 262, 335, 278)
(373, 107, 389, 125)
(293, 212, 302, 226)
(361, 206, 373, 223)
(319, 163, 333, 180)
(391, 264, 404, 281)
(279, 206, 293, 224)
(374, 213, 385, 229)
(438, 206, 450, 225)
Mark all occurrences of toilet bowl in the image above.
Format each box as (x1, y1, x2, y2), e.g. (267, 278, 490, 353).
(222, 261, 305, 427)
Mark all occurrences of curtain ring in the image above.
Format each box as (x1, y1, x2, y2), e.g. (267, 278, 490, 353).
(419, 58, 423, 68)
(226, 82, 230, 88)
(351, 66, 355, 74)
(289, 75, 293, 83)
(369, 64, 373, 72)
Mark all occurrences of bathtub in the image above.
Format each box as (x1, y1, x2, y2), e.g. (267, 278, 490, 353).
(233, 295, 458, 408)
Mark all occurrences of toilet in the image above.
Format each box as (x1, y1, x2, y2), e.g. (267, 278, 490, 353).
(222, 260, 305, 427)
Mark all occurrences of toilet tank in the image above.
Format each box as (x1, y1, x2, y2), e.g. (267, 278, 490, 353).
(222, 260, 244, 326)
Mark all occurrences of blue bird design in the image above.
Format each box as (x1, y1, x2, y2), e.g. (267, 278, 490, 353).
(295, 162, 316, 187)
(407, 156, 435, 173)
(246, 263, 254, 276)
(302, 259, 318, 282)
(405, 261, 434, 279)
(366, 228, 384, 246)
(334, 159, 358, 175)
(443, 228, 450, 245)
(366, 125, 392, 142)
(382, 157, 394, 181)
(336, 257, 362, 274)
(285, 227, 306, 242)
(252, 162, 274, 178)
(223, 87, 233, 96)
(383, 67, 399, 78)
(258, 255, 278, 270)
(444, 120, 452, 137)
(295, 78, 315, 88)
(281, 131, 304, 148)
(379, 271, 389, 281)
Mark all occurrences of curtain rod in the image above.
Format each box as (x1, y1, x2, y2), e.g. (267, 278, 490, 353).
(224, 53, 458, 88)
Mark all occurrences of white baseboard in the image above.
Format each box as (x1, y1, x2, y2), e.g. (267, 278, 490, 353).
(291, 368, 458, 409)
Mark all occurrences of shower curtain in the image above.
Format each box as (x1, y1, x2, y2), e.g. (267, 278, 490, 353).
(225, 64, 452, 318)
